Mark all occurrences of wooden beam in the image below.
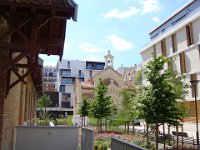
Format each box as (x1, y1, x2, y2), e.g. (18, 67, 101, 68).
(0, 51, 28, 75)
(0, 42, 31, 50)
(0, 14, 32, 41)
(40, 37, 64, 45)
(8, 70, 32, 91)
(11, 68, 26, 84)
(15, 63, 42, 68)
(3, 13, 30, 43)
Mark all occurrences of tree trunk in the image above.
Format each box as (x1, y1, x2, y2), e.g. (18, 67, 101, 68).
(81, 117, 83, 126)
(132, 120, 135, 134)
(84, 117, 85, 126)
(97, 119, 99, 133)
(146, 124, 149, 149)
(44, 107, 47, 118)
(125, 121, 127, 132)
(105, 118, 107, 131)
(176, 125, 179, 148)
(163, 123, 166, 149)
(100, 119, 103, 132)
(155, 123, 159, 150)
(127, 121, 130, 134)
(168, 124, 171, 145)
(181, 124, 183, 148)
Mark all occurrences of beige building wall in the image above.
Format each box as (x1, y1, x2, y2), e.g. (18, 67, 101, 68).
(140, 9, 200, 122)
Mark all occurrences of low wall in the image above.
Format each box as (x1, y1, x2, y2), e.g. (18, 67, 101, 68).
(14, 126, 78, 150)
(81, 128, 94, 150)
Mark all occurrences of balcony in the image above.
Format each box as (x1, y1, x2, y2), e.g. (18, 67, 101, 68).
(86, 61, 105, 70)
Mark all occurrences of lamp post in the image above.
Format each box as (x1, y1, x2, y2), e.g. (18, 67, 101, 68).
(190, 80, 199, 147)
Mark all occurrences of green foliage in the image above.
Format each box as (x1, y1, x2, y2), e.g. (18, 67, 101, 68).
(139, 55, 188, 125)
(90, 78, 112, 119)
(90, 78, 113, 132)
(36, 118, 49, 126)
(120, 86, 139, 122)
(78, 97, 90, 117)
(120, 71, 143, 124)
(37, 94, 50, 112)
(139, 55, 189, 149)
(88, 117, 125, 126)
(94, 139, 110, 150)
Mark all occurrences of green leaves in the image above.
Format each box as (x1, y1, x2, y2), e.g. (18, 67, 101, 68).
(78, 97, 90, 117)
(38, 94, 50, 111)
(90, 78, 113, 119)
(139, 55, 188, 125)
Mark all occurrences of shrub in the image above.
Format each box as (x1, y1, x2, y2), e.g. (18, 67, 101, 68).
(36, 118, 49, 126)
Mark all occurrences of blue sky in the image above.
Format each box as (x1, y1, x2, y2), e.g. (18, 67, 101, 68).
(40, 0, 189, 69)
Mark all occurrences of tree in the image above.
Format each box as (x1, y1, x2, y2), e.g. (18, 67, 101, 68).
(120, 83, 138, 134)
(78, 97, 90, 126)
(139, 55, 188, 149)
(38, 94, 50, 118)
(119, 71, 143, 134)
(90, 78, 112, 132)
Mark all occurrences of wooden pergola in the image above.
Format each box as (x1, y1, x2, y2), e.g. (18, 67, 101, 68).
(0, 0, 77, 95)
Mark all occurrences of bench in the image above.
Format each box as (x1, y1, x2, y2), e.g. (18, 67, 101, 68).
(172, 131, 194, 145)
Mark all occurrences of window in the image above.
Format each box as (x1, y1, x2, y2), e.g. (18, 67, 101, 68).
(62, 93, 70, 101)
(89, 70, 92, 77)
(179, 52, 186, 74)
(161, 39, 166, 57)
(153, 45, 156, 57)
(61, 78, 73, 84)
(49, 72, 53, 76)
(61, 69, 71, 76)
(172, 34, 177, 53)
(67, 62, 70, 68)
(186, 23, 193, 46)
(190, 73, 198, 98)
(60, 85, 65, 92)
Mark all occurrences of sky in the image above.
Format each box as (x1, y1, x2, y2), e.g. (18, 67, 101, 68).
(40, 0, 189, 69)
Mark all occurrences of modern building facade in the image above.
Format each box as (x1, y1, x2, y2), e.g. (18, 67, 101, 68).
(43, 66, 58, 92)
(140, 0, 200, 122)
(57, 59, 105, 115)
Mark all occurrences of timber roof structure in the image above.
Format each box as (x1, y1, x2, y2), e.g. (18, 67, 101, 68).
(0, 0, 77, 94)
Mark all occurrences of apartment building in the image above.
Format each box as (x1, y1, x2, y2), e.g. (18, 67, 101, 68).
(140, 0, 200, 122)
(57, 59, 105, 115)
(43, 66, 58, 92)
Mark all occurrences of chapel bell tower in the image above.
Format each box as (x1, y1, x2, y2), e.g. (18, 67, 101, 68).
(104, 50, 114, 68)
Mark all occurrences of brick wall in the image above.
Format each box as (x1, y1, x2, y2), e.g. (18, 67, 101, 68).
(0, 55, 38, 150)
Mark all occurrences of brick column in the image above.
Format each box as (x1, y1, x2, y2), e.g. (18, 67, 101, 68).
(0, 16, 10, 149)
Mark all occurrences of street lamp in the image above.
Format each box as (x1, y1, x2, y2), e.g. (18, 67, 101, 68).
(190, 80, 200, 147)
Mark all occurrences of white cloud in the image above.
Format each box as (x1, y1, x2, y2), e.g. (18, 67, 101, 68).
(106, 34, 133, 51)
(102, 6, 140, 19)
(79, 42, 101, 52)
(140, 0, 161, 15)
(151, 17, 160, 22)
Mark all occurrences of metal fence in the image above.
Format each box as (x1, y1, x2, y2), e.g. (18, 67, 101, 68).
(81, 128, 94, 150)
(111, 137, 147, 150)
